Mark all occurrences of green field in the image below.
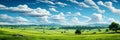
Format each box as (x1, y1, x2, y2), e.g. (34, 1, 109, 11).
(0, 27, 120, 40)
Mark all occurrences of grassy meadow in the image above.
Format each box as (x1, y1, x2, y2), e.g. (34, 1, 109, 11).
(0, 26, 120, 40)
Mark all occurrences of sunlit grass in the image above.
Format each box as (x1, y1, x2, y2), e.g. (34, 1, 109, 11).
(0, 28, 120, 40)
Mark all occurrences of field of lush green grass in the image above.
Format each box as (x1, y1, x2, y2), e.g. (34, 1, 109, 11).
(0, 27, 120, 40)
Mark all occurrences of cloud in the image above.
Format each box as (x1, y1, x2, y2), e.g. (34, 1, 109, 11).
(108, 18, 116, 22)
(98, 1, 120, 15)
(66, 12, 91, 22)
(69, 0, 104, 13)
(55, 2, 68, 7)
(0, 4, 6, 8)
(0, 14, 14, 23)
(36, 0, 55, 5)
(81, 16, 91, 21)
(15, 16, 29, 22)
(49, 7, 58, 12)
(108, 18, 120, 24)
(71, 17, 80, 23)
(0, 4, 32, 13)
(74, 12, 81, 16)
(37, 16, 50, 23)
(84, 0, 105, 13)
(79, 2, 90, 8)
(69, 0, 90, 8)
(26, 8, 51, 17)
(0, 14, 29, 23)
(66, 12, 81, 16)
(51, 12, 65, 22)
(69, 17, 89, 25)
(89, 13, 103, 22)
(36, 0, 68, 7)
(0, 4, 51, 17)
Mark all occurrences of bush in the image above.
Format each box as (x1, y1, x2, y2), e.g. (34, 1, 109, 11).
(106, 29, 109, 32)
(75, 29, 81, 35)
(92, 32, 96, 34)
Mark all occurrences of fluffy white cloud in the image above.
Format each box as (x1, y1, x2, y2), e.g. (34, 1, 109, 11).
(0, 4, 51, 17)
(69, 0, 90, 8)
(69, 0, 79, 3)
(84, 0, 96, 6)
(84, 0, 105, 13)
(89, 13, 103, 22)
(0, 14, 14, 23)
(108, 18, 120, 24)
(49, 8, 58, 12)
(108, 18, 116, 22)
(15, 16, 29, 22)
(56, 2, 68, 7)
(9, 5, 32, 12)
(69, 17, 89, 25)
(51, 12, 65, 22)
(26, 8, 51, 17)
(71, 17, 80, 23)
(38, 16, 49, 23)
(66, 12, 91, 22)
(81, 16, 91, 21)
(0, 4, 32, 13)
(0, 14, 29, 23)
(74, 12, 81, 16)
(97, 1, 104, 6)
(0, 4, 6, 8)
(79, 2, 90, 8)
(98, 1, 120, 15)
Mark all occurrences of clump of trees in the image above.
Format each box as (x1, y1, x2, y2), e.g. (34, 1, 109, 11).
(109, 22, 119, 33)
(75, 29, 81, 35)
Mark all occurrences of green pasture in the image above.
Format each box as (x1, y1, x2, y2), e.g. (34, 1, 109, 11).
(0, 27, 120, 40)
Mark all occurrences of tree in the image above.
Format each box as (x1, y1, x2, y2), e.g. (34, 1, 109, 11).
(75, 29, 81, 35)
(109, 22, 119, 32)
(106, 29, 109, 32)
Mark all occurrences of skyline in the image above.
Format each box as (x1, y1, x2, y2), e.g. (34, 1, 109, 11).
(0, 0, 120, 25)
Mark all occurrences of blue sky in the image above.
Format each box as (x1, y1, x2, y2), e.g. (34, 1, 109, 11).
(0, 0, 120, 25)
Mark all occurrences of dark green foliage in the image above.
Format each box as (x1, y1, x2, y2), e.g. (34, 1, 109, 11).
(106, 29, 109, 32)
(109, 22, 119, 32)
(75, 29, 81, 35)
(92, 32, 96, 34)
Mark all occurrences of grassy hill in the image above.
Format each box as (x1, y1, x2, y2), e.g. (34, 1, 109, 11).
(0, 27, 120, 40)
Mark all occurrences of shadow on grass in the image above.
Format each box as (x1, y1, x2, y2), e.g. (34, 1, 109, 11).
(105, 32, 120, 34)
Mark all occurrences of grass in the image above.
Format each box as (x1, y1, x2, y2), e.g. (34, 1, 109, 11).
(0, 28, 120, 40)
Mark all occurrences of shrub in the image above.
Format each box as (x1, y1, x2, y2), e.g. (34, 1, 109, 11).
(75, 29, 81, 35)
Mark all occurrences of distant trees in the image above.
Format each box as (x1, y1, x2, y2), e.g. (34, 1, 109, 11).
(75, 29, 81, 35)
(109, 22, 119, 33)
